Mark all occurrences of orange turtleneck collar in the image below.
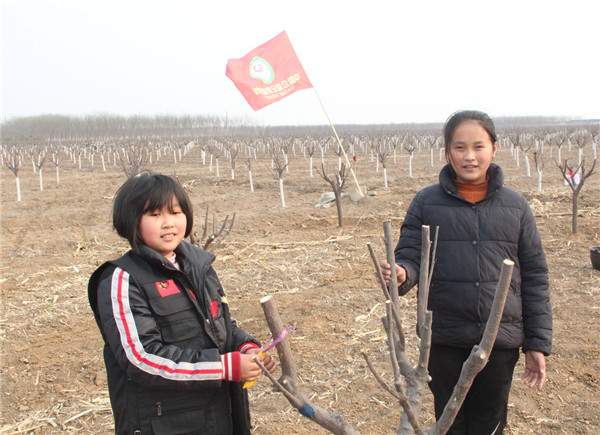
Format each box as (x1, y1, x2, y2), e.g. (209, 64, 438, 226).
(455, 179, 488, 204)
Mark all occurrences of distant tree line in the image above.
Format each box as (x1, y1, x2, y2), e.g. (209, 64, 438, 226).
(0, 114, 246, 141)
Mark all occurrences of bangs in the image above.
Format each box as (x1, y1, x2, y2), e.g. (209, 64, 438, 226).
(112, 173, 194, 248)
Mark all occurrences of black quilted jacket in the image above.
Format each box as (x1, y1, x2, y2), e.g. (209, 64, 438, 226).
(395, 164, 552, 355)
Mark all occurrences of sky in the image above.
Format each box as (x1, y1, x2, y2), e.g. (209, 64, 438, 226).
(2, 0, 599, 126)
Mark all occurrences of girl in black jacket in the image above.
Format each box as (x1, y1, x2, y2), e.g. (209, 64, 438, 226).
(89, 173, 276, 434)
(381, 111, 552, 434)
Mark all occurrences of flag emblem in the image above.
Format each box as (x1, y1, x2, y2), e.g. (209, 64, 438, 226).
(249, 56, 275, 85)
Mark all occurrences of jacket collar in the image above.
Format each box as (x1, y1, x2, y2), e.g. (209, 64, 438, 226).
(133, 240, 215, 273)
(439, 163, 504, 200)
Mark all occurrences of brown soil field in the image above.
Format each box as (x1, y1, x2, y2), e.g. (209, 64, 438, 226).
(1, 144, 599, 434)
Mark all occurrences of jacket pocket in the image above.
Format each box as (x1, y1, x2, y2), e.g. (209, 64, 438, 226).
(148, 295, 203, 344)
(150, 404, 231, 435)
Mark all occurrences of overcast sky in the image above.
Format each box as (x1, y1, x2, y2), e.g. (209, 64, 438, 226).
(2, 0, 599, 126)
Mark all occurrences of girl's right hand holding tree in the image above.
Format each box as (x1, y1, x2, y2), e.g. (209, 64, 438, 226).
(379, 261, 407, 287)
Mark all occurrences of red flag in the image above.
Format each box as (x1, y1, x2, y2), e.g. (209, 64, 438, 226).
(226, 31, 313, 111)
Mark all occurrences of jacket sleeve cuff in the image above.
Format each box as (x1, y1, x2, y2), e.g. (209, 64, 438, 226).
(221, 351, 241, 382)
(397, 262, 418, 296)
(238, 341, 261, 353)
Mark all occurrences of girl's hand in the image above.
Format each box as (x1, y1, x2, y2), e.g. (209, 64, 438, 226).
(522, 350, 546, 388)
(379, 261, 407, 286)
(247, 348, 277, 373)
(240, 353, 261, 381)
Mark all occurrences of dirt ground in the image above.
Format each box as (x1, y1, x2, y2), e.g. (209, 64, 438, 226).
(1, 143, 599, 434)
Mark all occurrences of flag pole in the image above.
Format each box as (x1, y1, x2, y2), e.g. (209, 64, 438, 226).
(313, 88, 364, 197)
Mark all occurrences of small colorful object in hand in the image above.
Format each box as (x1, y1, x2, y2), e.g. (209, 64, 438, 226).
(242, 325, 295, 389)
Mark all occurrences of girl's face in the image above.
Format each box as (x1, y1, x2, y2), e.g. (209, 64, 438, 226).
(447, 120, 497, 185)
(138, 197, 187, 258)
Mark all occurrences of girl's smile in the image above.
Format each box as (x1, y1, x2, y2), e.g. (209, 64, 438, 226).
(138, 198, 187, 258)
(447, 120, 497, 185)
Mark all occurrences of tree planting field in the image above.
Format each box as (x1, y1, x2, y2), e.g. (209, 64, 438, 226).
(1, 140, 598, 434)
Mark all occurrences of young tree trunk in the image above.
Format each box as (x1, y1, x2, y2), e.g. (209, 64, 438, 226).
(278, 177, 286, 208)
(334, 190, 343, 227)
(409, 154, 413, 178)
(56, 165, 60, 185)
(38, 169, 44, 191)
(248, 170, 254, 192)
(101, 154, 106, 172)
(430, 148, 434, 167)
(231, 168, 235, 180)
(578, 147, 583, 165)
(572, 193, 578, 234)
(16, 176, 22, 202)
(536, 169, 543, 193)
(216, 159, 220, 178)
(524, 154, 531, 177)
(309, 156, 314, 177)
(383, 167, 388, 190)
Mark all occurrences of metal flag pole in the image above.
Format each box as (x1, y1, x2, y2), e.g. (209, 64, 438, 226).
(313, 88, 364, 197)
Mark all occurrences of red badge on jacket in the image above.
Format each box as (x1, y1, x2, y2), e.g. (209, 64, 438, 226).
(154, 279, 180, 298)
(210, 300, 220, 319)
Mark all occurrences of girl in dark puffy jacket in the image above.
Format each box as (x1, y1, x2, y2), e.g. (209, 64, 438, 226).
(381, 110, 552, 434)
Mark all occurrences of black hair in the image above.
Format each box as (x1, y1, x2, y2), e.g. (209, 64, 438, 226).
(112, 173, 194, 248)
(443, 110, 497, 151)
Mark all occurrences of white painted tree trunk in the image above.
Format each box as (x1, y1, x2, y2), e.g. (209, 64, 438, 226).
(32, 158, 37, 174)
(173, 150, 177, 164)
(209, 155, 213, 172)
(101, 155, 106, 172)
(38, 169, 44, 191)
(557, 147, 562, 162)
(201, 150, 206, 165)
(55, 165, 60, 185)
(593, 141, 597, 159)
(278, 178, 286, 208)
(393, 149, 397, 164)
(309, 156, 313, 177)
(439, 147, 444, 161)
(248, 170, 254, 192)
(231, 169, 235, 180)
(78, 154, 82, 170)
(338, 156, 342, 172)
(376, 158, 379, 173)
(216, 159, 220, 178)
(578, 147, 583, 165)
(16, 176, 21, 202)
(515, 147, 520, 167)
(383, 167, 388, 190)
(178, 149, 182, 161)
(409, 154, 414, 178)
(284, 154, 289, 172)
(536, 169, 543, 193)
(91, 154, 94, 168)
(430, 148, 434, 167)
(524, 154, 531, 177)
